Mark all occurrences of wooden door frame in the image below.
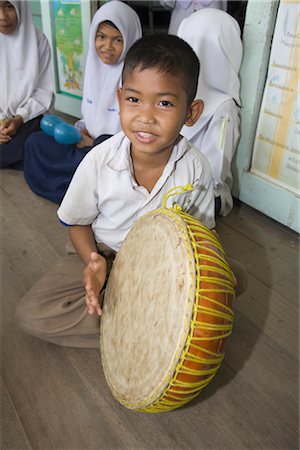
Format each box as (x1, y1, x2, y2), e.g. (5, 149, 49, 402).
(232, 0, 299, 232)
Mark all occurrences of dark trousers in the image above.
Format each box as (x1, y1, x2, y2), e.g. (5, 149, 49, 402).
(23, 132, 112, 204)
(0, 116, 42, 170)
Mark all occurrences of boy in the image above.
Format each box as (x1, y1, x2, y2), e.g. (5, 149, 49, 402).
(16, 34, 216, 348)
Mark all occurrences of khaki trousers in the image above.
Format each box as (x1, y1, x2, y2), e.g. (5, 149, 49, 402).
(16, 244, 247, 349)
(15, 244, 116, 348)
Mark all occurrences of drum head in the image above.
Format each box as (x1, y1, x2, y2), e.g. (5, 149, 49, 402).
(100, 211, 195, 410)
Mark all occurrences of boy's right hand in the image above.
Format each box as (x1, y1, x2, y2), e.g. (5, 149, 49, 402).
(83, 252, 107, 316)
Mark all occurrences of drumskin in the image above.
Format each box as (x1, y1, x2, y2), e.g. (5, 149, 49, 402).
(100, 202, 235, 412)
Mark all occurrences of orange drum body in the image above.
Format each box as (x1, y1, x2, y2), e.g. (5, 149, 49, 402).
(100, 203, 236, 413)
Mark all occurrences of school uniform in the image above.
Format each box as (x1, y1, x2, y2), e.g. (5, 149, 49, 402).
(15, 132, 215, 348)
(177, 8, 243, 216)
(58, 132, 216, 249)
(186, 100, 240, 216)
(0, 1, 53, 169)
(23, 0, 142, 204)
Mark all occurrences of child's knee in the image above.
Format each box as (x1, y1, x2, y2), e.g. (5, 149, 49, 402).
(15, 295, 46, 338)
(15, 297, 36, 334)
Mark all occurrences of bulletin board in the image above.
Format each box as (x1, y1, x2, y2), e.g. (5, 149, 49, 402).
(41, 0, 91, 117)
(51, 0, 85, 99)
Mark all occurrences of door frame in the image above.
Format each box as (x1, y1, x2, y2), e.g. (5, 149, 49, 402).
(232, 0, 299, 232)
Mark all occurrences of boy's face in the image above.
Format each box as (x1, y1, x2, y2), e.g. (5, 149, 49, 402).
(117, 67, 202, 158)
(95, 22, 123, 65)
(0, 1, 18, 35)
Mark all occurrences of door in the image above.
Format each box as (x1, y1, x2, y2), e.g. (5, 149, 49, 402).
(232, 0, 299, 233)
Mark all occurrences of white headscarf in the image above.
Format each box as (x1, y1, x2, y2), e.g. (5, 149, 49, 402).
(81, 0, 142, 138)
(161, 0, 227, 35)
(177, 8, 242, 139)
(176, 0, 227, 8)
(0, 0, 48, 119)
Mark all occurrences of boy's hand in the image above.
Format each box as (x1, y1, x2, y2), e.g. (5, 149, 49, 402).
(83, 252, 107, 316)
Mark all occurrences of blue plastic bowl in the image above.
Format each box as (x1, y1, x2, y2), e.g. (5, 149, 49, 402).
(54, 122, 81, 145)
(40, 115, 63, 137)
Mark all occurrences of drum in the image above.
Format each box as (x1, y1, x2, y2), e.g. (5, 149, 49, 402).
(100, 186, 236, 413)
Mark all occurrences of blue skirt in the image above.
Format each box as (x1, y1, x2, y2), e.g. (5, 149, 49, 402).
(24, 131, 111, 204)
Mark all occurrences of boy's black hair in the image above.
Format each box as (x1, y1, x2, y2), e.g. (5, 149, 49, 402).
(122, 34, 200, 105)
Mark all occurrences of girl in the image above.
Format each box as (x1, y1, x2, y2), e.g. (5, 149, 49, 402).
(177, 8, 243, 216)
(24, 0, 142, 204)
(0, 1, 53, 169)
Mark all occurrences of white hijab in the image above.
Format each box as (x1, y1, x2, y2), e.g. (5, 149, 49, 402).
(81, 0, 142, 138)
(0, 1, 41, 118)
(177, 8, 242, 139)
(176, 0, 227, 9)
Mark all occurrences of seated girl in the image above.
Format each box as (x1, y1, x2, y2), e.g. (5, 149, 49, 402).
(24, 0, 142, 204)
(0, 0, 53, 169)
(177, 8, 243, 216)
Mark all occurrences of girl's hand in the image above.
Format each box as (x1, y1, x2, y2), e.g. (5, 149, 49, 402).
(0, 116, 23, 140)
(83, 252, 107, 316)
(76, 128, 94, 149)
(0, 128, 12, 144)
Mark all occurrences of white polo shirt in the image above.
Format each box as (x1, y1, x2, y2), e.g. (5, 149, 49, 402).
(57, 132, 215, 251)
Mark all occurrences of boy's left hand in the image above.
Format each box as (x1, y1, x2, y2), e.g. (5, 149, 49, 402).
(83, 252, 107, 316)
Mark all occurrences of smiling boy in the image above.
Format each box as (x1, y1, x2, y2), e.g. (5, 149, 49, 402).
(16, 35, 216, 348)
(117, 64, 200, 193)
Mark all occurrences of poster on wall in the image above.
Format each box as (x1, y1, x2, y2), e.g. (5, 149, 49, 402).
(251, 0, 299, 195)
(52, 0, 85, 99)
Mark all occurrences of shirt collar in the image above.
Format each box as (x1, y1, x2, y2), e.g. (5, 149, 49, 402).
(107, 133, 189, 172)
(107, 134, 131, 171)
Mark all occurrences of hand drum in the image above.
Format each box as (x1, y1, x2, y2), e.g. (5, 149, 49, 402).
(100, 188, 236, 413)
